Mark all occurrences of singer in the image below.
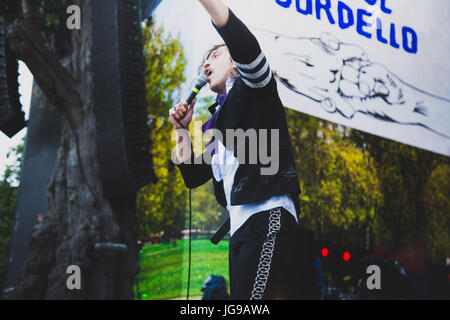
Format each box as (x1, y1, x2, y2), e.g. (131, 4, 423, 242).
(169, 0, 302, 300)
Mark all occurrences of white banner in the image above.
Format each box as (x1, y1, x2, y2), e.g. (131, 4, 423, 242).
(155, 0, 450, 156)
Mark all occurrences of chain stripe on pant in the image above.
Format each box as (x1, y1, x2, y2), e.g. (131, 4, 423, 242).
(250, 207, 282, 300)
(229, 206, 301, 300)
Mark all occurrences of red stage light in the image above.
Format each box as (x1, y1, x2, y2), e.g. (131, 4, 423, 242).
(321, 247, 329, 257)
(343, 251, 351, 261)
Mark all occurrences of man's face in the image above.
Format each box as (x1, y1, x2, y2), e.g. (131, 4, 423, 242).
(203, 46, 236, 94)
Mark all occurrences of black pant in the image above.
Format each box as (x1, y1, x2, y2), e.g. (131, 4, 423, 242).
(229, 207, 302, 300)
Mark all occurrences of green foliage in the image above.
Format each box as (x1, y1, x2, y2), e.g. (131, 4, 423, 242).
(137, 23, 225, 240)
(135, 19, 449, 266)
(0, 139, 23, 290)
(3, 137, 24, 186)
(188, 95, 225, 232)
(285, 109, 449, 263)
(137, 21, 188, 241)
(423, 163, 450, 263)
(0, 181, 17, 291)
(286, 110, 382, 248)
(142, 21, 186, 119)
(350, 129, 449, 261)
(190, 182, 226, 231)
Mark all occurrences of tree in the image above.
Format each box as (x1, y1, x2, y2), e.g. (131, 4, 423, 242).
(285, 107, 450, 265)
(191, 181, 225, 232)
(423, 162, 450, 264)
(3, 137, 24, 186)
(285, 110, 382, 248)
(136, 21, 187, 242)
(349, 129, 448, 255)
(136, 25, 226, 241)
(0, 140, 23, 291)
(187, 97, 225, 232)
(1, 0, 143, 298)
(0, 180, 17, 292)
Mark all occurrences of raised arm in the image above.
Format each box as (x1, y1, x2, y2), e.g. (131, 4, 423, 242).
(198, 0, 229, 28)
(199, 0, 272, 88)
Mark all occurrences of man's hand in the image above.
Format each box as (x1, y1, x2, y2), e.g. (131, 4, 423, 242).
(169, 99, 196, 129)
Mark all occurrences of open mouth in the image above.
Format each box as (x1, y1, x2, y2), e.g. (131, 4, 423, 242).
(205, 69, 213, 80)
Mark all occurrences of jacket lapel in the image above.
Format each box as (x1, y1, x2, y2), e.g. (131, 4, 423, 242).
(207, 102, 219, 115)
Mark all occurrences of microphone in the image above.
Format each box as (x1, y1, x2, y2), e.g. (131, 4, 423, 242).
(186, 74, 208, 105)
(174, 75, 208, 128)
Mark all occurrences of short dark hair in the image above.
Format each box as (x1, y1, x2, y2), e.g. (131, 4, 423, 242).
(198, 43, 228, 73)
(203, 43, 227, 62)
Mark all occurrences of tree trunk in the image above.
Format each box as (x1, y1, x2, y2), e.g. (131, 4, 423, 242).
(8, 0, 139, 299)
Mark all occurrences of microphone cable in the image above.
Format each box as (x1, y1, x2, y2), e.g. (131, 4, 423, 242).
(182, 75, 207, 300)
(187, 188, 192, 300)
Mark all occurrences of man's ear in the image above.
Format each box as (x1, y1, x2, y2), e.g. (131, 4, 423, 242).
(232, 64, 239, 77)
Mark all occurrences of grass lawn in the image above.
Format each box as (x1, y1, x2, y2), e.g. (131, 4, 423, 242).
(135, 238, 229, 300)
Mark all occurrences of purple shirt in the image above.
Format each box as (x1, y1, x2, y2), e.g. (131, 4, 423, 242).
(201, 94, 226, 156)
(201, 77, 235, 155)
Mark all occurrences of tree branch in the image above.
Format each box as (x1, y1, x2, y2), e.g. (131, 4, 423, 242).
(5, 17, 83, 127)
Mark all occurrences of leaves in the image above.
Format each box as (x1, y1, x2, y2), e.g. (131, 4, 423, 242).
(3, 137, 24, 186)
(350, 126, 449, 261)
(423, 163, 450, 263)
(137, 23, 227, 240)
(137, 22, 187, 241)
(135, 21, 449, 262)
(286, 110, 382, 247)
(285, 108, 450, 264)
(0, 138, 22, 290)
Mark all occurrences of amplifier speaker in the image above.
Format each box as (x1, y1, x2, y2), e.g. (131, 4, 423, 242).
(0, 16, 26, 138)
(92, 0, 156, 200)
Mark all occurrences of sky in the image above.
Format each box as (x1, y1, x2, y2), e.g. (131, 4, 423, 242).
(0, 61, 32, 182)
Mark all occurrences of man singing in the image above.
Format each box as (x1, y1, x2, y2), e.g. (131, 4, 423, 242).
(169, 0, 302, 300)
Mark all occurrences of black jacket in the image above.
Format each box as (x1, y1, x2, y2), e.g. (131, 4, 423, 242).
(177, 9, 301, 215)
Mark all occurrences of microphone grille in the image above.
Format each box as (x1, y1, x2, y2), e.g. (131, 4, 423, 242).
(196, 74, 208, 88)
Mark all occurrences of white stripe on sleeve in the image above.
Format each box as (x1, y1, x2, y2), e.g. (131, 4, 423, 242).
(233, 51, 266, 71)
(238, 59, 270, 80)
(241, 72, 272, 88)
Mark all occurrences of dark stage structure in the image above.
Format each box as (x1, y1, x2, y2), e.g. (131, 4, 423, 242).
(2, 0, 162, 295)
